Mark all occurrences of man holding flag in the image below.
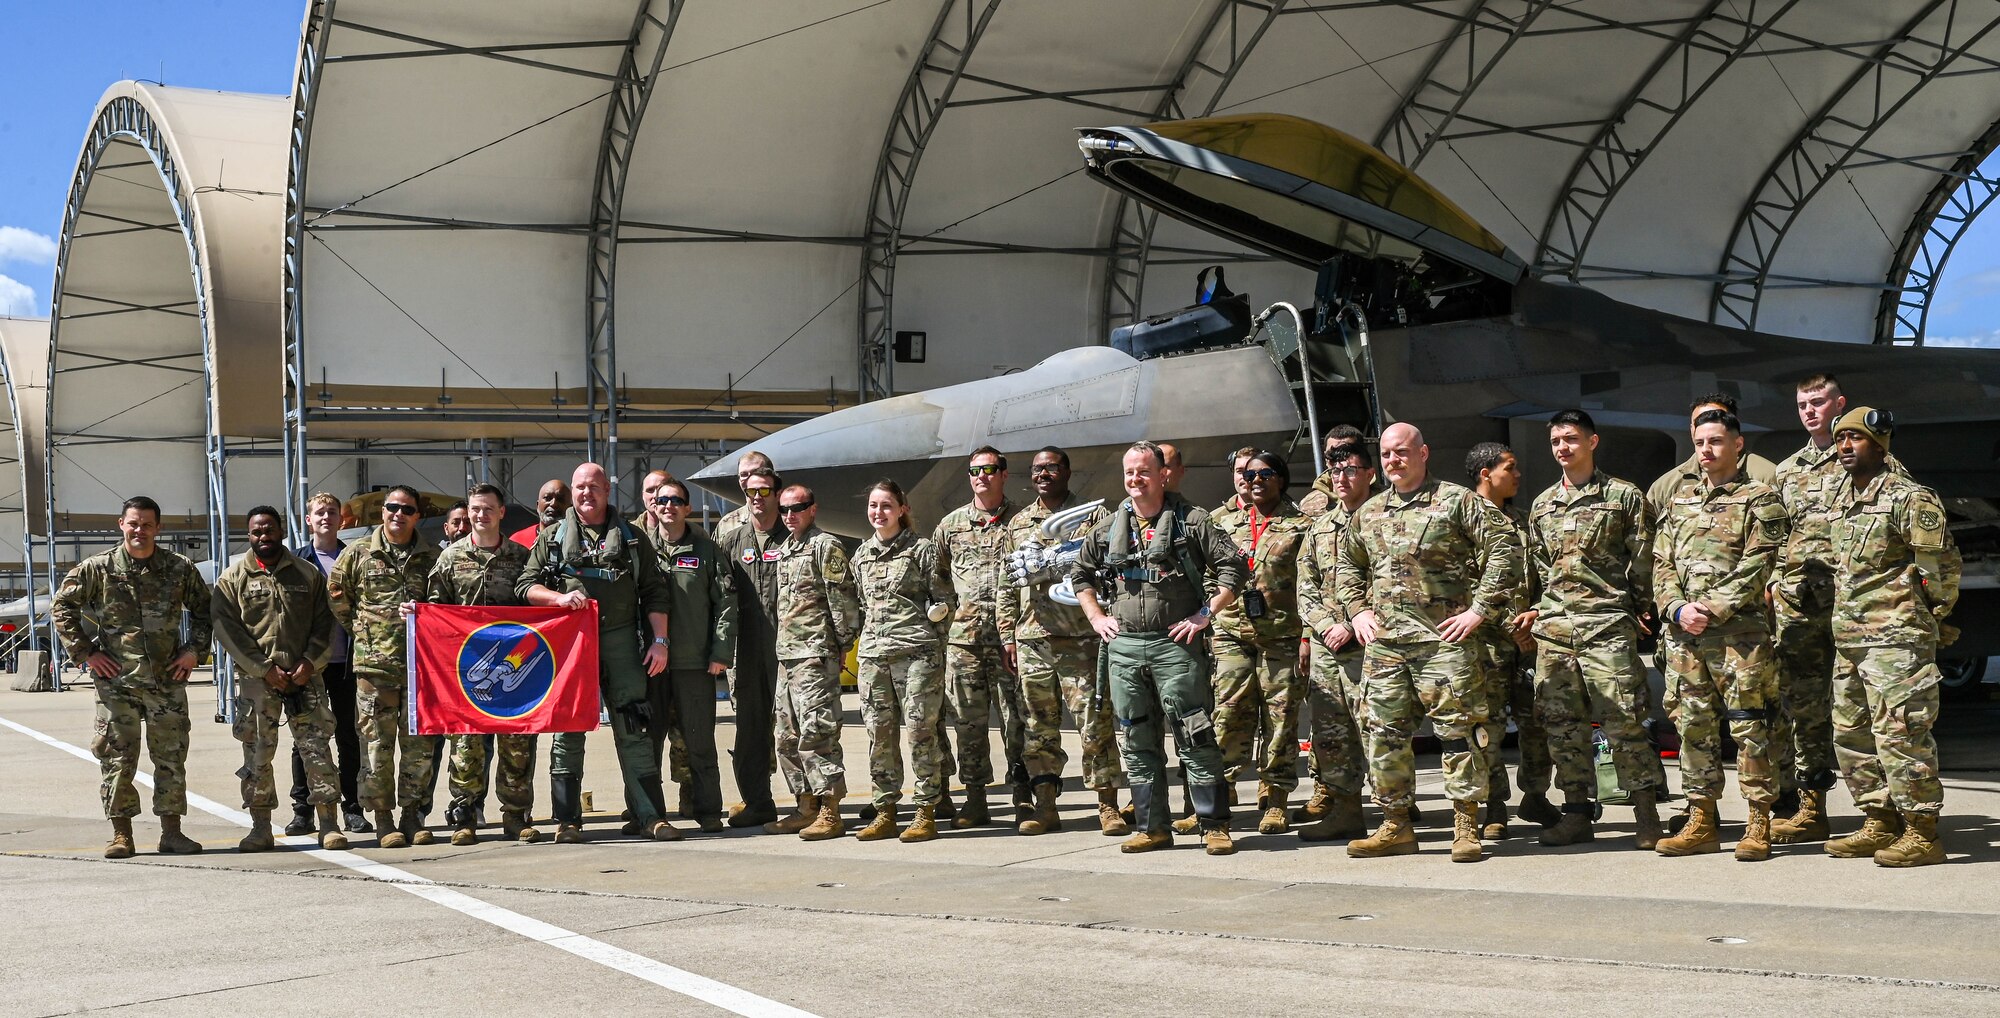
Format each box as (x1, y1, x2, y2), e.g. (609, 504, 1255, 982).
(427, 484, 544, 845)
(519, 463, 676, 843)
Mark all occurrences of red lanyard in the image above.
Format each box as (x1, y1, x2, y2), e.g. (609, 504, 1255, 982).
(1246, 506, 1272, 570)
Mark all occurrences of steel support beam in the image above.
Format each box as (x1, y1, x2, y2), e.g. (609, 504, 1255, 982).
(857, 0, 1003, 402)
(1098, 0, 1292, 343)
(583, 1, 682, 490)
(44, 92, 230, 669)
(1876, 115, 2000, 345)
(1709, 0, 2000, 330)
(1371, 0, 1558, 173)
(283, 0, 337, 540)
(327, 20, 625, 82)
(1534, 0, 1798, 280)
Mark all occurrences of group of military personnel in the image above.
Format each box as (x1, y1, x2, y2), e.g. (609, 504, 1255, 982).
(50, 372, 1958, 867)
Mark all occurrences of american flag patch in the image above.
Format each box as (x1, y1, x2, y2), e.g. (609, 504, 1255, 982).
(675, 555, 699, 569)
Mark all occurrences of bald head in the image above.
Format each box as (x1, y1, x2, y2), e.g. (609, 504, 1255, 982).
(571, 462, 609, 525)
(1378, 423, 1429, 493)
(1159, 441, 1185, 492)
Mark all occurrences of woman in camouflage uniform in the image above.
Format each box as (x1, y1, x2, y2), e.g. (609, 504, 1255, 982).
(851, 481, 954, 842)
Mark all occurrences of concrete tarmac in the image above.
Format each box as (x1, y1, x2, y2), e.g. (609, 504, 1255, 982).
(5, 674, 2000, 1017)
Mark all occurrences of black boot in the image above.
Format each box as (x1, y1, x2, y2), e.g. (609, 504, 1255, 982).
(284, 806, 316, 838)
(1130, 781, 1170, 834)
(1008, 760, 1033, 811)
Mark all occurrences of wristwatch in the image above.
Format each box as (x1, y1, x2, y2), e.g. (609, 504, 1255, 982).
(652, 636, 669, 646)
(1196, 605, 1212, 619)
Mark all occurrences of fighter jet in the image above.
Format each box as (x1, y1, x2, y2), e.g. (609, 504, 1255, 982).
(690, 112, 1997, 681)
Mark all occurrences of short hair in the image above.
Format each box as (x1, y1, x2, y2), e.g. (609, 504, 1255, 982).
(1796, 372, 1840, 395)
(1690, 392, 1738, 416)
(385, 484, 423, 506)
(743, 466, 779, 488)
(1246, 450, 1290, 488)
(307, 491, 342, 512)
(736, 449, 773, 469)
(121, 495, 161, 520)
(1692, 409, 1741, 435)
(1125, 441, 1166, 468)
(1465, 442, 1513, 482)
(968, 445, 1006, 470)
(1229, 445, 1260, 467)
(1327, 442, 1373, 471)
(1323, 424, 1366, 451)
(1548, 409, 1596, 435)
(466, 483, 505, 503)
(245, 504, 283, 527)
(447, 500, 469, 514)
(655, 478, 688, 500)
(1035, 446, 1070, 469)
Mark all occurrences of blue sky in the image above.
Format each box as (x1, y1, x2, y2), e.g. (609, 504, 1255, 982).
(0, 3, 1994, 346)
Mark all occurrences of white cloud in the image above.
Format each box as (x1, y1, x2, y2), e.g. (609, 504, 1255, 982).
(0, 274, 36, 316)
(1927, 328, 2000, 348)
(0, 226, 56, 265)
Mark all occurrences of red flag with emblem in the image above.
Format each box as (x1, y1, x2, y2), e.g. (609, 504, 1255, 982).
(407, 603, 601, 735)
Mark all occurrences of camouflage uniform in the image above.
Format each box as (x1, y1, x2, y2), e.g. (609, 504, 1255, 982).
(426, 538, 539, 823)
(1645, 451, 1780, 525)
(1772, 444, 1910, 796)
(1208, 498, 1311, 795)
(211, 550, 337, 811)
(853, 529, 950, 808)
(1070, 495, 1247, 833)
(647, 522, 736, 823)
(53, 545, 212, 818)
(1527, 471, 1655, 804)
(1335, 478, 1518, 809)
(1297, 504, 1367, 799)
(517, 511, 674, 827)
(1472, 504, 1546, 802)
(329, 528, 439, 813)
(933, 499, 1027, 789)
(774, 525, 860, 800)
(999, 494, 1117, 792)
(1829, 470, 1956, 816)
(1655, 473, 1788, 807)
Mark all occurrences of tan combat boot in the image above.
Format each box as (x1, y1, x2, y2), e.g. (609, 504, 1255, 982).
(1538, 805, 1595, 847)
(316, 804, 349, 851)
(1515, 791, 1561, 827)
(375, 810, 407, 849)
(1735, 803, 1772, 862)
(451, 824, 478, 847)
(502, 812, 543, 843)
(900, 804, 939, 843)
(1827, 807, 1904, 858)
(1346, 805, 1418, 858)
(1120, 829, 1173, 854)
(1873, 812, 1944, 868)
(1018, 784, 1062, 836)
(1451, 800, 1482, 862)
(1631, 789, 1662, 851)
(1258, 788, 1291, 836)
(1656, 797, 1721, 856)
(1170, 811, 1202, 835)
(1770, 789, 1830, 843)
(239, 809, 275, 853)
(798, 798, 845, 841)
(1298, 792, 1365, 842)
(399, 808, 431, 847)
(1202, 823, 1236, 856)
(553, 823, 584, 844)
(105, 817, 135, 859)
(1294, 782, 1334, 823)
(157, 814, 204, 855)
(1096, 790, 1130, 837)
(857, 804, 899, 842)
(1481, 798, 1510, 841)
(953, 787, 989, 829)
(765, 794, 818, 835)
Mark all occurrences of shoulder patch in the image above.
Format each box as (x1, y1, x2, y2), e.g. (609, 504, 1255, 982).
(1299, 490, 1330, 514)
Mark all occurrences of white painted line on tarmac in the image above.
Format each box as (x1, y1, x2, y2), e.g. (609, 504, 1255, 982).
(0, 712, 821, 1018)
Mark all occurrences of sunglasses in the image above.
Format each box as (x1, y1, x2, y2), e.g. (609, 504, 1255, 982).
(744, 488, 775, 498)
(1239, 468, 1279, 481)
(778, 501, 814, 514)
(1029, 464, 1062, 475)
(653, 495, 689, 507)
(382, 503, 419, 517)
(967, 464, 1003, 477)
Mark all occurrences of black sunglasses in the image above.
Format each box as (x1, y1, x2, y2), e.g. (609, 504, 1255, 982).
(1239, 468, 1279, 481)
(967, 464, 1004, 477)
(778, 500, 815, 514)
(382, 503, 419, 516)
(1029, 464, 1063, 475)
(652, 495, 690, 507)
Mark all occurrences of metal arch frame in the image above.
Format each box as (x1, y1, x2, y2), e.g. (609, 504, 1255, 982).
(282, 0, 338, 538)
(1709, 0, 2000, 331)
(1532, 0, 1799, 278)
(584, 0, 684, 494)
(0, 341, 36, 651)
(1875, 114, 2000, 345)
(856, 0, 1004, 402)
(1370, 0, 1558, 172)
(44, 93, 229, 671)
(1098, 0, 1293, 343)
